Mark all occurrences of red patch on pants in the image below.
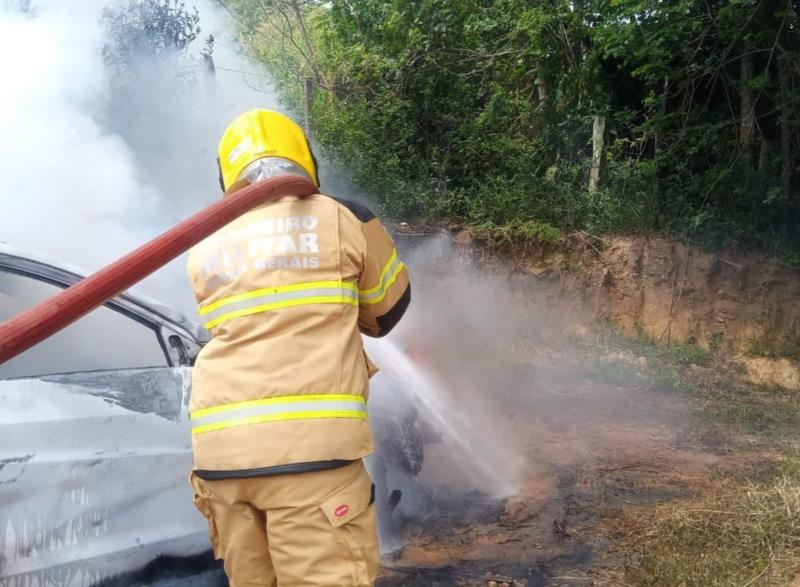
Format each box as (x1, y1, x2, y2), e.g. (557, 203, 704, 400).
(334, 504, 349, 517)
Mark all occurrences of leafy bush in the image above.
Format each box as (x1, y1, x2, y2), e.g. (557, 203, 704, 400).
(223, 0, 800, 261)
(102, 0, 203, 70)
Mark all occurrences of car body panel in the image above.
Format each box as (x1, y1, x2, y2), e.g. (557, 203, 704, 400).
(0, 369, 210, 586)
(0, 246, 212, 585)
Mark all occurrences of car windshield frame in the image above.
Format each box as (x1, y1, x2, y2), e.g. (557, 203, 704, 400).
(0, 247, 208, 371)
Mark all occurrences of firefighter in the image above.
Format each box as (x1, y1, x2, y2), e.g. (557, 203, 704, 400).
(186, 109, 410, 586)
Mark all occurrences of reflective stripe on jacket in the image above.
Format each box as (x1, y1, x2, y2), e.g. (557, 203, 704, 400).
(187, 193, 410, 474)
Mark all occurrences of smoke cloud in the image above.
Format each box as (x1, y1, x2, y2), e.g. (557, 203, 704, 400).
(0, 0, 528, 499)
(0, 0, 289, 314)
(0, 4, 149, 266)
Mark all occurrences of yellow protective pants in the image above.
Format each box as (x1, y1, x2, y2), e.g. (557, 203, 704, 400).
(189, 460, 379, 587)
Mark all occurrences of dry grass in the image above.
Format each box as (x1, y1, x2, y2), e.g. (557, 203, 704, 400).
(596, 456, 800, 586)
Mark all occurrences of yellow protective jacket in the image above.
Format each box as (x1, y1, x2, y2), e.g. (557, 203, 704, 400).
(186, 193, 410, 478)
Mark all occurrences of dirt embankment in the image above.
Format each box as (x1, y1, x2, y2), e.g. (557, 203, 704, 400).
(451, 231, 800, 390)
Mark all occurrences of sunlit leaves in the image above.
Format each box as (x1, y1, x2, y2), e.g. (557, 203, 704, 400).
(229, 0, 800, 260)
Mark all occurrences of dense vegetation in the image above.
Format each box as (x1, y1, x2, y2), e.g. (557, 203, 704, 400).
(222, 1, 800, 260)
(102, 0, 213, 77)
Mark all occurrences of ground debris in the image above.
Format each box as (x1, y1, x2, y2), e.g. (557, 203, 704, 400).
(380, 304, 800, 586)
(486, 576, 525, 587)
(552, 518, 570, 541)
(597, 461, 663, 474)
(379, 562, 538, 586)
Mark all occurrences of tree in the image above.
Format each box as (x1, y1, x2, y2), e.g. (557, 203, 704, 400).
(98, 0, 219, 215)
(102, 0, 211, 73)
(225, 0, 800, 261)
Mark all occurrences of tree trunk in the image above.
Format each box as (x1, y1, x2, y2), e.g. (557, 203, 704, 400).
(654, 75, 668, 158)
(303, 76, 314, 133)
(778, 64, 793, 197)
(535, 68, 548, 107)
(739, 54, 754, 148)
(203, 54, 216, 78)
(202, 36, 216, 93)
(589, 115, 606, 193)
(758, 136, 769, 172)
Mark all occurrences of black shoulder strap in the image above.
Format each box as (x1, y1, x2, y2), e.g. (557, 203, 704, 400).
(328, 196, 376, 222)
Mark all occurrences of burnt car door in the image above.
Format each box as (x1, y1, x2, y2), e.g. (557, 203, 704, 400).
(0, 248, 213, 586)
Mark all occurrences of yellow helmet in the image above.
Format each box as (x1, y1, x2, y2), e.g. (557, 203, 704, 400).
(217, 109, 319, 193)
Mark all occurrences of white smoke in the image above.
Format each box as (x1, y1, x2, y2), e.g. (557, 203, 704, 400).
(0, 6, 150, 267)
(0, 0, 284, 314)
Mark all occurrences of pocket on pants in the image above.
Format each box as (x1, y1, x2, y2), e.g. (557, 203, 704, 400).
(318, 466, 378, 585)
(189, 473, 223, 559)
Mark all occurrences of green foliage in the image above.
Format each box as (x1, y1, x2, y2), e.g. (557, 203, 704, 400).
(586, 327, 711, 368)
(102, 0, 205, 71)
(470, 220, 560, 247)
(746, 326, 800, 360)
(223, 0, 800, 260)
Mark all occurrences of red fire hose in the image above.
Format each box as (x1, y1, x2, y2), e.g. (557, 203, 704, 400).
(0, 175, 318, 364)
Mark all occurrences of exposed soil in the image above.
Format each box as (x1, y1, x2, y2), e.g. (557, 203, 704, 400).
(444, 229, 800, 391)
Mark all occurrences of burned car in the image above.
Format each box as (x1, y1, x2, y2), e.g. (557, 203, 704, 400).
(0, 245, 213, 586)
(0, 245, 430, 585)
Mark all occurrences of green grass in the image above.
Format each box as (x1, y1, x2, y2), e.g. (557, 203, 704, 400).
(608, 329, 711, 367)
(698, 383, 800, 441)
(572, 326, 800, 441)
(745, 326, 800, 361)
